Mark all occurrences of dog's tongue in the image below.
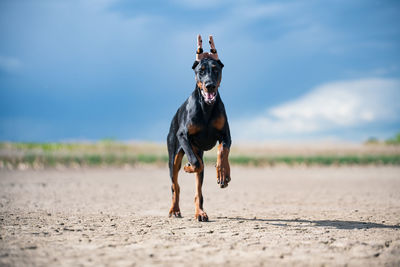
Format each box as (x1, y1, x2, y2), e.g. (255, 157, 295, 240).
(204, 92, 215, 100)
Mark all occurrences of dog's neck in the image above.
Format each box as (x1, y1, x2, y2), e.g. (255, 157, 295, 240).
(196, 85, 216, 122)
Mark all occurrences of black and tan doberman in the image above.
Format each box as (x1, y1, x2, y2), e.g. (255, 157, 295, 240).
(167, 35, 231, 222)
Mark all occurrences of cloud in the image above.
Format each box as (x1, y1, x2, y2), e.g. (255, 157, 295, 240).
(231, 78, 400, 141)
(0, 55, 21, 72)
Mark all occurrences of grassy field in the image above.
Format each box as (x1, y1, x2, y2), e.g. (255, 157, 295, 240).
(1, 141, 400, 169)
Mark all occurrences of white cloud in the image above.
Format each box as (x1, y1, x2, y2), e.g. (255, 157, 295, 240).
(0, 55, 22, 72)
(232, 78, 400, 141)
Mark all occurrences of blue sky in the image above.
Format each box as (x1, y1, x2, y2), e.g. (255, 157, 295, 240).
(0, 0, 399, 142)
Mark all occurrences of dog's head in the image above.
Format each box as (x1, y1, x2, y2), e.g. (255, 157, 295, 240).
(192, 34, 224, 105)
(193, 58, 224, 105)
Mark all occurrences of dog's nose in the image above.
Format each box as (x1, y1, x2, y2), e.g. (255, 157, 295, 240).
(205, 83, 216, 91)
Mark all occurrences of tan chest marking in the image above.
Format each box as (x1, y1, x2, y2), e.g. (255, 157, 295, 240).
(212, 115, 225, 130)
(188, 124, 202, 135)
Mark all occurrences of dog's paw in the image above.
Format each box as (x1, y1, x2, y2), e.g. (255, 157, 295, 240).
(216, 164, 231, 188)
(169, 208, 182, 218)
(183, 162, 203, 173)
(184, 163, 195, 173)
(195, 210, 209, 222)
(218, 175, 231, 188)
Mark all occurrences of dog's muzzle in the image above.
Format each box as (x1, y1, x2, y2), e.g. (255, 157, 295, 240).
(201, 90, 217, 104)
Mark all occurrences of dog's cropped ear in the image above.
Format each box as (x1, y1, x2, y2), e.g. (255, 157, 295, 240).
(192, 34, 223, 69)
(208, 35, 220, 61)
(193, 34, 203, 69)
(195, 34, 204, 62)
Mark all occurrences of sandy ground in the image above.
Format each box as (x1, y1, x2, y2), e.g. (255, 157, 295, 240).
(0, 166, 400, 266)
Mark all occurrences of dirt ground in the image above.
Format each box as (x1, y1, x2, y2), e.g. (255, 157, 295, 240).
(0, 166, 399, 266)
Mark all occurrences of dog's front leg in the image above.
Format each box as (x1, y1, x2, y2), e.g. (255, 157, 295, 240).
(177, 130, 203, 173)
(216, 144, 231, 188)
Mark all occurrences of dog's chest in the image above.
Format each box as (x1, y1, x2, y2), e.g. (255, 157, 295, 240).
(188, 115, 224, 151)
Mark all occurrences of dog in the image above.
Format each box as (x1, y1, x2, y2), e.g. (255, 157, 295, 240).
(167, 35, 231, 222)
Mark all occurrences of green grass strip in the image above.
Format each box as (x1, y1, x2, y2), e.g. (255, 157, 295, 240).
(1, 154, 400, 168)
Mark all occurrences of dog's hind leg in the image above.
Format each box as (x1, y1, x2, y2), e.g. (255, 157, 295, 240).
(169, 149, 184, 218)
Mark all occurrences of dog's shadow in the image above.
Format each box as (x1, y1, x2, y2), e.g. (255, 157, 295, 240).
(226, 217, 400, 230)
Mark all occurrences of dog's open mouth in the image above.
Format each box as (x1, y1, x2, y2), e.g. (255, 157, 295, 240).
(201, 90, 217, 104)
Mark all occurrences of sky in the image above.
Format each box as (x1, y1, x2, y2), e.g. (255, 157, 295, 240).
(0, 0, 399, 143)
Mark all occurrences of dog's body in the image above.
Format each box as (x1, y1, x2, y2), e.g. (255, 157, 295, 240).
(167, 35, 231, 222)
